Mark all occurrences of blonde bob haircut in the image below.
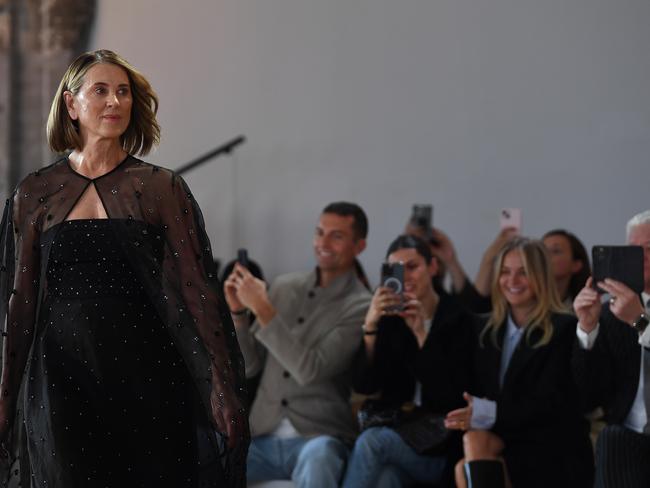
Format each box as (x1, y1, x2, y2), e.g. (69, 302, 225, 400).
(480, 237, 565, 350)
(47, 49, 160, 156)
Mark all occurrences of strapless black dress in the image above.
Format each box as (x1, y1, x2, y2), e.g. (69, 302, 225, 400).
(24, 219, 200, 487)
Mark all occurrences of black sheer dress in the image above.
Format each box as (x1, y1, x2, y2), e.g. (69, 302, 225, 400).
(0, 156, 249, 487)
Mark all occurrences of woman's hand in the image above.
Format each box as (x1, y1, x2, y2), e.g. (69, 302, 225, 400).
(445, 392, 474, 431)
(223, 268, 246, 313)
(398, 292, 427, 347)
(430, 228, 457, 267)
(363, 286, 402, 333)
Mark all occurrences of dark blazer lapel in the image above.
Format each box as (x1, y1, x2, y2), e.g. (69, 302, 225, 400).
(482, 322, 506, 395)
(501, 324, 545, 389)
(424, 294, 457, 342)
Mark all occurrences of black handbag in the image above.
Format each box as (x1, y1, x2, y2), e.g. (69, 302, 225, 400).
(357, 399, 401, 431)
(357, 400, 451, 455)
(394, 410, 451, 455)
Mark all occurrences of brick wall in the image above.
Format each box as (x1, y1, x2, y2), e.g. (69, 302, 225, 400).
(0, 0, 95, 198)
(0, 0, 11, 199)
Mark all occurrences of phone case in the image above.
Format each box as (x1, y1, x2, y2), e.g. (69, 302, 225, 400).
(411, 205, 433, 236)
(237, 248, 249, 269)
(500, 208, 522, 231)
(592, 245, 644, 294)
(381, 262, 405, 311)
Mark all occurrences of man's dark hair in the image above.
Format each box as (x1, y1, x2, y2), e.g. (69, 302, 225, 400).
(322, 202, 368, 240)
(386, 234, 433, 264)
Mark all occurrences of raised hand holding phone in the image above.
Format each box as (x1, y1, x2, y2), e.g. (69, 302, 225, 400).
(410, 204, 433, 241)
(500, 208, 522, 234)
(381, 262, 405, 312)
(237, 248, 250, 269)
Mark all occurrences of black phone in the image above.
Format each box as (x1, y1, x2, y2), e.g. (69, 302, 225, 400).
(591, 245, 644, 294)
(381, 262, 405, 311)
(237, 248, 249, 269)
(411, 205, 433, 239)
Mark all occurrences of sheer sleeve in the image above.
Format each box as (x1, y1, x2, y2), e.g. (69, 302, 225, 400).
(156, 172, 249, 479)
(0, 185, 41, 423)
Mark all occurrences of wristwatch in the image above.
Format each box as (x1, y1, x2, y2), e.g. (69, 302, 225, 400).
(632, 312, 649, 334)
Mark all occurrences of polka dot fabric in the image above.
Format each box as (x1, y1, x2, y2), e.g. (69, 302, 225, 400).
(28, 219, 198, 486)
(0, 156, 248, 487)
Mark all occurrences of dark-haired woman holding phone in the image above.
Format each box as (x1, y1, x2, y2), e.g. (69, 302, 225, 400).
(342, 235, 472, 488)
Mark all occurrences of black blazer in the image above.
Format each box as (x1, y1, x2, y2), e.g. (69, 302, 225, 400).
(352, 293, 473, 487)
(353, 292, 472, 415)
(572, 303, 641, 425)
(470, 313, 594, 488)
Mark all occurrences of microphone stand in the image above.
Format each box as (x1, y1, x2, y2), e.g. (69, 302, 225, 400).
(176, 135, 246, 175)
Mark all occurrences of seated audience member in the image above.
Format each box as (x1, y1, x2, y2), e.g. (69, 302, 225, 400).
(445, 238, 594, 488)
(404, 219, 451, 295)
(225, 202, 372, 488)
(403, 221, 468, 298)
(341, 235, 472, 488)
(463, 227, 519, 313)
(573, 210, 650, 487)
(542, 229, 591, 309)
(220, 256, 266, 408)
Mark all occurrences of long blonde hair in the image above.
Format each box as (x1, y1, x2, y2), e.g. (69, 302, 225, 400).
(481, 237, 565, 349)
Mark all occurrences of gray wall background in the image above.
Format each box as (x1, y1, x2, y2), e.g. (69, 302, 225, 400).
(90, 0, 650, 284)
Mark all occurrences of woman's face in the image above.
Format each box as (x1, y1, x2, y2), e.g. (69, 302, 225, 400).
(65, 63, 132, 144)
(387, 248, 436, 300)
(543, 234, 582, 281)
(499, 250, 536, 311)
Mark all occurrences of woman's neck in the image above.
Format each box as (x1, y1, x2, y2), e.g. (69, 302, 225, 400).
(69, 142, 127, 179)
(420, 288, 440, 321)
(509, 305, 533, 328)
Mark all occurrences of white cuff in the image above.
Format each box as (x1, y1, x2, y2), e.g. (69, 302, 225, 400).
(471, 396, 497, 430)
(638, 326, 650, 348)
(576, 322, 600, 350)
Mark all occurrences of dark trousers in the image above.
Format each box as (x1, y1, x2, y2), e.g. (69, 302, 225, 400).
(595, 424, 650, 488)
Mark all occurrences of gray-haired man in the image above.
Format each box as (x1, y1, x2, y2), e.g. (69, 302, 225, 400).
(573, 210, 650, 486)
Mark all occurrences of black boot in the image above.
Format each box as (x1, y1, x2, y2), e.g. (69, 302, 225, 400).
(463, 460, 506, 488)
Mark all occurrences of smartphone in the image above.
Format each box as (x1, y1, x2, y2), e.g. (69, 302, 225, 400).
(592, 245, 644, 294)
(411, 205, 433, 239)
(237, 248, 249, 269)
(500, 208, 522, 233)
(381, 262, 405, 311)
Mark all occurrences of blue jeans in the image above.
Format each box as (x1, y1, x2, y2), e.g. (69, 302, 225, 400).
(247, 435, 349, 488)
(341, 426, 447, 488)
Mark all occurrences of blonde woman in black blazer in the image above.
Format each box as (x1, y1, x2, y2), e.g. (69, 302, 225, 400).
(445, 238, 594, 488)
